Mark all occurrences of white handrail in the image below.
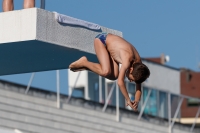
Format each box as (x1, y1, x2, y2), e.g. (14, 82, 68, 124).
(56, 70, 60, 108)
(25, 73, 35, 94)
(23, 69, 200, 132)
(99, 76, 102, 103)
(102, 82, 116, 112)
(67, 72, 81, 103)
(126, 79, 200, 102)
(168, 92, 172, 133)
(116, 81, 119, 121)
(190, 106, 200, 132)
(138, 89, 152, 120)
(170, 97, 184, 130)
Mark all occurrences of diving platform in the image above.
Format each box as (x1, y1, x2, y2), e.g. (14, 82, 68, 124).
(0, 8, 122, 76)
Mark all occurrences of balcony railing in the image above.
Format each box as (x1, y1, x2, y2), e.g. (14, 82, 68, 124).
(25, 70, 200, 133)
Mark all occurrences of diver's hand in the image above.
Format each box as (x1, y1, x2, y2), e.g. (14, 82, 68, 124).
(126, 100, 139, 112)
(132, 100, 139, 111)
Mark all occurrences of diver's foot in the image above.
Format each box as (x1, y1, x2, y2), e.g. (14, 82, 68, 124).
(69, 56, 88, 72)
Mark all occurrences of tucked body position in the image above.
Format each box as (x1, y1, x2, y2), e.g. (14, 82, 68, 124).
(69, 33, 150, 111)
(2, 0, 35, 12)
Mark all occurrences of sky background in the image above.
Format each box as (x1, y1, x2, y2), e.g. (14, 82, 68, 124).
(0, 0, 200, 94)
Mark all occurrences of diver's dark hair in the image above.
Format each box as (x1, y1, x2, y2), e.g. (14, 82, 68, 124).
(132, 63, 150, 84)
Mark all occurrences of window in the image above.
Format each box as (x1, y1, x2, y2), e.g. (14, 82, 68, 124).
(143, 87, 158, 116)
(88, 71, 107, 103)
(171, 94, 180, 118)
(187, 98, 200, 107)
(159, 91, 168, 119)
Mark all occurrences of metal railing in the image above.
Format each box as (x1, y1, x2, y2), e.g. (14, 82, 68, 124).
(24, 70, 200, 133)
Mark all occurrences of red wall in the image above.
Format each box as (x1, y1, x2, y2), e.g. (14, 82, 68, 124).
(181, 69, 200, 117)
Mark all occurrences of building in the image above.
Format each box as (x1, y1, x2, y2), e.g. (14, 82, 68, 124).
(146, 54, 200, 125)
(180, 69, 200, 124)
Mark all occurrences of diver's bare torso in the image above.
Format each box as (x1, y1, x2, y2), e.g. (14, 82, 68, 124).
(105, 34, 135, 64)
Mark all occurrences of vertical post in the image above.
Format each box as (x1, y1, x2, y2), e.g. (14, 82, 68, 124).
(105, 79, 108, 102)
(99, 76, 102, 103)
(140, 84, 144, 111)
(138, 89, 152, 120)
(25, 73, 35, 94)
(157, 89, 160, 117)
(116, 81, 119, 122)
(40, 0, 45, 9)
(56, 70, 60, 108)
(168, 92, 172, 133)
(190, 106, 200, 132)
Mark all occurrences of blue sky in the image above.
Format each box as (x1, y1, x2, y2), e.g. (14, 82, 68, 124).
(0, 0, 200, 93)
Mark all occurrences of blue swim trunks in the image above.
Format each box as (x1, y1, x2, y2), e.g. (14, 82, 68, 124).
(95, 33, 108, 46)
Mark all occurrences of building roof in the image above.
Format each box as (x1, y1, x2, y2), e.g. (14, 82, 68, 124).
(142, 58, 180, 71)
